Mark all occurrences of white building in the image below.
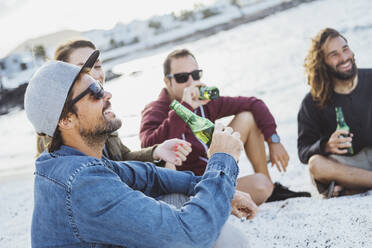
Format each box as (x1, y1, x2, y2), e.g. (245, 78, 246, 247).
(148, 14, 181, 34)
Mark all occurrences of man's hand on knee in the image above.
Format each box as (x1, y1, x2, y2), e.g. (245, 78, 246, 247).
(268, 143, 289, 172)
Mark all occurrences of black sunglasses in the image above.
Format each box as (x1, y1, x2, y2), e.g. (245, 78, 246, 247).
(166, 69, 203, 84)
(70, 81, 104, 105)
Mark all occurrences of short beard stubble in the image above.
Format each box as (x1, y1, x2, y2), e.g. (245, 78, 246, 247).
(79, 112, 122, 149)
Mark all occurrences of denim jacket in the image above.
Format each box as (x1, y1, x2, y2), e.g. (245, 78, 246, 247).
(31, 145, 239, 248)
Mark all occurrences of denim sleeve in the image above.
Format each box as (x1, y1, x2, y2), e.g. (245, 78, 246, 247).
(109, 159, 202, 197)
(69, 153, 238, 248)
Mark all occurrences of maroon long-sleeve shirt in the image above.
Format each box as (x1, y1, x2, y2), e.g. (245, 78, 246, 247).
(140, 88, 277, 175)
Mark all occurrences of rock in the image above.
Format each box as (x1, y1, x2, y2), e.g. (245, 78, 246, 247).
(0, 83, 28, 116)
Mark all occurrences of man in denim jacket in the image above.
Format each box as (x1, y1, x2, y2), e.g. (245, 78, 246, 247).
(24, 50, 257, 248)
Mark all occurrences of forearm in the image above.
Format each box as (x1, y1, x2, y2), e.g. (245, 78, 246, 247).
(214, 96, 276, 139)
(138, 162, 202, 196)
(242, 97, 277, 140)
(113, 159, 201, 196)
(123, 146, 156, 162)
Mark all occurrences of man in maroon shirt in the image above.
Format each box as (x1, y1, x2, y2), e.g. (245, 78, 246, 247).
(140, 49, 310, 203)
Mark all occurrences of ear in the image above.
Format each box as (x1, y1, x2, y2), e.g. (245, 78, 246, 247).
(57, 113, 76, 131)
(164, 76, 172, 87)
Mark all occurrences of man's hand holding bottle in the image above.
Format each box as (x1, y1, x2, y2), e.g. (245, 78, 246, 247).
(182, 83, 210, 109)
(325, 129, 353, 154)
(208, 123, 243, 162)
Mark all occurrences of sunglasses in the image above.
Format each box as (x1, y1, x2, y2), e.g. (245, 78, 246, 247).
(70, 81, 105, 105)
(166, 69, 203, 84)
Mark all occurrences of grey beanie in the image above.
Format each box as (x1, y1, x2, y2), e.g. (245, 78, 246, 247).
(24, 50, 99, 137)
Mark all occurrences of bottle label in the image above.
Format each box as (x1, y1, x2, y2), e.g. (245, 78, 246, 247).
(194, 126, 214, 146)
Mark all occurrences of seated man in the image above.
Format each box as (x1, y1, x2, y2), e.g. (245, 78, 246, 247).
(140, 49, 310, 203)
(24, 50, 257, 247)
(298, 27, 372, 197)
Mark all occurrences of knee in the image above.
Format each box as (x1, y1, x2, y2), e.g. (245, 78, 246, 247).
(231, 112, 259, 140)
(253, 173, 274, 198)
(308, 154, 325, 178)
(235, 111, 256, 127)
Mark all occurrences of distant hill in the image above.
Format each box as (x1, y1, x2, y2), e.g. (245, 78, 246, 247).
(9, 30, 85, 56)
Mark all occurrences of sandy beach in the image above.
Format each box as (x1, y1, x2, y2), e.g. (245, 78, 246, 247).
(0, 172, 33, 247)
(1, 164, 371, 247)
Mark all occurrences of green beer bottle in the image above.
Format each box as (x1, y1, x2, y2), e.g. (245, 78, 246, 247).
(199, 86, 220, 100)
(335, 106, 354, 155)
(170, 100, 214, 147)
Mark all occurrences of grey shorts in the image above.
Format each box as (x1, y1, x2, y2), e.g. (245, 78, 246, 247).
(313, 147, 372, 193)
(330, 147, 372, 171)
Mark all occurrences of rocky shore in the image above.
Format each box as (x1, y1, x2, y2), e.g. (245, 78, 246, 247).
(0, 83, 27, 115)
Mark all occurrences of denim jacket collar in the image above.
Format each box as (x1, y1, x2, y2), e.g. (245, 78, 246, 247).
(53, 145, 86, 156)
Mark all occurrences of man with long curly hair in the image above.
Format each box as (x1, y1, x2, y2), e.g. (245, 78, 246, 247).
(298, 28, 372, 197)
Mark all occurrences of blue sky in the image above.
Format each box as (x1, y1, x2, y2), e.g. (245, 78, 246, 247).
(0, 0, 214, 58)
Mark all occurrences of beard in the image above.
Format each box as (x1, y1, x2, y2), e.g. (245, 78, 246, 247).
(79, 102, 122, 148)
(327, 57, 357, 81)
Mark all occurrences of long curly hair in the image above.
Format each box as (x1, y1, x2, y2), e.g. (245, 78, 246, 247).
(304, 28, 348, 107)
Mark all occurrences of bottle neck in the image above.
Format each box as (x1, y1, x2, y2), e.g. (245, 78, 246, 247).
(336, 114, 349, 130)
(170, 100, 195, 123)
